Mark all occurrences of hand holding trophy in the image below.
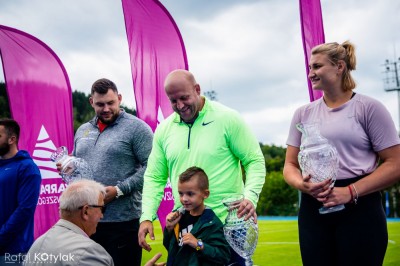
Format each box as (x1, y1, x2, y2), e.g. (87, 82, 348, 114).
(297, 122, 345, 214)
(50, 146, 93, 184)
(223, 194, 258, 266)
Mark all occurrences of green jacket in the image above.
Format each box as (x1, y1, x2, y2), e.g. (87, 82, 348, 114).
(141, 98, 266, 223)
(163, 208, 230, 266)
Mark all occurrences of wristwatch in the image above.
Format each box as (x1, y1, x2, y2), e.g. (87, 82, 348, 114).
(115, 186, 124, 199)
(196, 239, 203, 251)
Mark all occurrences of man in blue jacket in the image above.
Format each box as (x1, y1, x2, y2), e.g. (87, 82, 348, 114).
(0, 119, 41, 266)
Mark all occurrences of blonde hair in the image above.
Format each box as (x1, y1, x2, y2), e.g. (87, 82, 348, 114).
(311, 41, 357, 91)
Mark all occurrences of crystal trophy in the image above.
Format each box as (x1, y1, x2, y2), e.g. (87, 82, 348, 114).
(297, 122, 345, 214)
(223, 194, 258, 266)
(50, 146, 93, 184)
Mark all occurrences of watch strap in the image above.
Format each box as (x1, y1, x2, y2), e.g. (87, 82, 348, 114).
(196, 239, 203, 251)
(115, 186, 124, 198)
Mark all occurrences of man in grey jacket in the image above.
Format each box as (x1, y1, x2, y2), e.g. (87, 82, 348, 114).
(24, 179, 113, 266)
(72, 79, 153, 266)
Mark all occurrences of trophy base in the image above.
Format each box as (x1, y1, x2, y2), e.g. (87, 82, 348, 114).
(319, 204, 345, 214)
(244, 258, 254, 266)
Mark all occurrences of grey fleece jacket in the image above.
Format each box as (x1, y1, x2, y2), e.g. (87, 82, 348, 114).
(73, 110, 153, 222)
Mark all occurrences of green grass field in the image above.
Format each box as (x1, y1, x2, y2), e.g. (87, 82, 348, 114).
(141, 219, 400, 266)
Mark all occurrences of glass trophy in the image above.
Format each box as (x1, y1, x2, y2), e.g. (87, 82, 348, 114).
(50, 146, 93, 184)
(223, 194, 258, 266)
(297, 122, 345, 214)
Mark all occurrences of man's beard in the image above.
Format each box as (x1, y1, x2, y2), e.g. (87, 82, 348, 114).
(0, 143, 10, 157)
(98, 112, 118, 125)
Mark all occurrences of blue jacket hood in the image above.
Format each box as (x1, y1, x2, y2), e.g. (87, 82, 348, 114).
(0, 150, 32, 166)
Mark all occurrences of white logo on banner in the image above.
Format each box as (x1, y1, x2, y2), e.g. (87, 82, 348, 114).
(32, 125, 60, 179)
(157, 105, 165, 124)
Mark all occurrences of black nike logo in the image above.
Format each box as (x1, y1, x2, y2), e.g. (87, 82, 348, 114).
(202, 121, 214, 126)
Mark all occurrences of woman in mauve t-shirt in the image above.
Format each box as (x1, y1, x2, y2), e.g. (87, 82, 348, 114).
(283, 40, 400, 266)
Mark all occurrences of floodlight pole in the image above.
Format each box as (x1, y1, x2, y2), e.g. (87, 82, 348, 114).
(382, 58, 400, 132)
(382, 57, 400, 218)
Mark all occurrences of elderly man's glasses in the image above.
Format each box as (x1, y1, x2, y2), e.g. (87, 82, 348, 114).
(79, 204, 106, 214)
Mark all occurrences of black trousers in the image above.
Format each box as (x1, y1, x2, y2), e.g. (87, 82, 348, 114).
(91, 219, 142, 266)
(298, 177, 388, 266)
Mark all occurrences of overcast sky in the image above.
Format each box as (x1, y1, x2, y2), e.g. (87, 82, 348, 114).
(1, 0, 399, 146)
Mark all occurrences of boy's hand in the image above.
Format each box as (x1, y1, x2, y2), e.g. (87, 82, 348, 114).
(165, 211, 181, 231)
(181, 233, 198, 249)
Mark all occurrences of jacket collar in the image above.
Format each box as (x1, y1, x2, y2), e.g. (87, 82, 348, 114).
(172, 96, 209, 124)
(89, 109, 126, 127)
(56, 219, 89, 238)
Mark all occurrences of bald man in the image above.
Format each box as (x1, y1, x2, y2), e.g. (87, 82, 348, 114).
(139, 70, 266, 265)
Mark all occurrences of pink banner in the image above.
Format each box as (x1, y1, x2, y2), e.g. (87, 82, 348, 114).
(121, 0, 188, 228)
(0, 25, 74, 238)
(299, 0, 325, 101)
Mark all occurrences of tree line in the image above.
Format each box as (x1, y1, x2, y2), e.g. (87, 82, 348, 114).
(1, 82, 399, 217)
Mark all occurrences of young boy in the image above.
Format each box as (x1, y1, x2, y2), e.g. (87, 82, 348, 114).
(163, 166, 230, 266)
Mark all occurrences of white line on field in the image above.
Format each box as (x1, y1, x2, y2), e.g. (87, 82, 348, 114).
(258, 242, 299, 245)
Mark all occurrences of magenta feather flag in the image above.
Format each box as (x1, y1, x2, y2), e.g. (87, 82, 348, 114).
(121, 0, 188, 228)
(0, 25, 74, 238)
(299, 0, 325, 101)
(121, 0, 188, 131)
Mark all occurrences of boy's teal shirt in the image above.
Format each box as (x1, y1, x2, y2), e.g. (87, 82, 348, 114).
(141, 97, 266, 223)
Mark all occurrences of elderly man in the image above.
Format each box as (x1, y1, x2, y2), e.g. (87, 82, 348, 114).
(24, 179, 113, 266)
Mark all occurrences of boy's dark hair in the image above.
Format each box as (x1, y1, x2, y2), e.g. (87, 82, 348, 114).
(0, 118, 20, 141)
(179, 166, 209, 191)
(91, 78, 118, 95)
